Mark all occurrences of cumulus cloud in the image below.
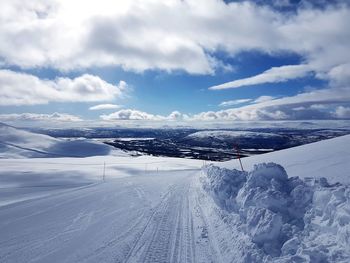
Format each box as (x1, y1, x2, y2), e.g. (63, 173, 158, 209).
(167, 111, 188, 121)
(209, 65, 311, 90)
(219, 99, 252, 107)
(0, 70, 127, 105)
(100, 109, 188, 121)
(0, 112, 82, 122)
(334, 106, 350, 119)
(190, 108, 288, 121)
(0, 0, 349, 77)
(100, 109, 163, 121)
(89, 104, 122, 110)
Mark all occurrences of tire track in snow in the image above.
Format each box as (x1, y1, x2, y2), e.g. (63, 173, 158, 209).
(124, 179, 195, 263)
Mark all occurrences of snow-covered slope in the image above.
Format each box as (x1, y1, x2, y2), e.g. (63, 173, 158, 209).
(0, 123, 119, 158)
(217, 134, 350, 185)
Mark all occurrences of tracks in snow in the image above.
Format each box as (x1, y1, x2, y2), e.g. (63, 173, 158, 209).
(124, 180, 195, 263)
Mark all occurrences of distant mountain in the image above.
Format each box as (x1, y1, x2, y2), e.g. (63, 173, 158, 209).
(183, 130, 290, 150)
(0, 123, 119, 158)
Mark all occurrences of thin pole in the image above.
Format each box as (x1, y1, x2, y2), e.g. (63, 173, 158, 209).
(235, 145, 244, 172)
(103, 161, 106, 182)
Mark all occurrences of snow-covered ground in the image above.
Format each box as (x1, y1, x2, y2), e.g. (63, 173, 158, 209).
(0, 126, 349, 262)
(0, 123, 124, 158)
(217, 134, 350, 185)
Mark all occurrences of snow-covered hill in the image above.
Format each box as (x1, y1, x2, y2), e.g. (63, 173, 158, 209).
(218, 134, 350, 185)
(183, 130, 290, 151)
(186, 130, 282, 139)
(0, 122, 120, 158)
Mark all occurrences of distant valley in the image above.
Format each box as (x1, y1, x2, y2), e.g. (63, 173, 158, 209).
(31, 127, 350, 161)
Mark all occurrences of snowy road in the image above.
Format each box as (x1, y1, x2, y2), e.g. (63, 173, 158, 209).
(0, 169, 219, 263)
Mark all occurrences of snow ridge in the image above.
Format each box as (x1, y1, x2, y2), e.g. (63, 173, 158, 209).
(201, 163, 350, 262)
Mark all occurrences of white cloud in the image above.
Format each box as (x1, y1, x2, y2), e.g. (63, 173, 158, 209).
(310, 104, 328, 110)
(219, 99, 252, 107)
(190, 108, 288, 121)
(334, 106, 350, 119)
(89, 104, 122, 110)
(0, 0, 348, 77)
(0, 70, 127, 105)
(190, 85, 350, 121)
(100, 109, 163, 121)
(100, 109, 188, 121)
(209, 64, 311, 90)
(0, 112, 82, 122)
(326, 63, 350, 86)
(254, 95, 275, 103)
(167, 111, 188, 121)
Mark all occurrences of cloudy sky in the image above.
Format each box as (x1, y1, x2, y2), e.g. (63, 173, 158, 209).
(0, 0, 350, 126)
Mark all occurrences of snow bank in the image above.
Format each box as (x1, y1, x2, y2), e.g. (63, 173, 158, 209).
(201, 163, 350, 262)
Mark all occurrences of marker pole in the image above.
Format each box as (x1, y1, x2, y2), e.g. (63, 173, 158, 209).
(235, 145, 244, 172)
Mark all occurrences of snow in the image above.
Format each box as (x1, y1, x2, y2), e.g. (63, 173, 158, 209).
(218, 134, 350, 185)
(0, 123, 122, 158)
(0, 125, 349, 262)
(0, 155, 201, 207)
(115, 137, 156, 141)
(186, 130, 282, 139)
(199, 162, 350, 262)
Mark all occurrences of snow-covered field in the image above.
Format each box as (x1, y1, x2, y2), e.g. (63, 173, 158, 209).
(0, 125, 349, 262)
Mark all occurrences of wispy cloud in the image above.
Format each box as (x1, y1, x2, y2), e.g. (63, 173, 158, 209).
(254, 96, 275, 103)
(209, 65, 311, 90)
(89, 104, 123, 111)
(219, 99, 252, 107)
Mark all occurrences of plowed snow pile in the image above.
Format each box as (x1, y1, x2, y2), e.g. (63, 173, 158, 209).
(200, 163, 350, 262)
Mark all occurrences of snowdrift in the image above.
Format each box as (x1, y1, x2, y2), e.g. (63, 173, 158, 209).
(201, 163, 350, 262)
(0, 123, 115, 158)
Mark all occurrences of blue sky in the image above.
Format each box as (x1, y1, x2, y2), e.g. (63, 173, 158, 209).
(0, 0, 349, 126)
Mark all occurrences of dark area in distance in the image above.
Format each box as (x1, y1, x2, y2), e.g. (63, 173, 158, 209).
(31, 128, 350, 161)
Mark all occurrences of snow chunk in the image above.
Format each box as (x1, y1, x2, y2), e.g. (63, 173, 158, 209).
(201, 163, 350, 261)
(202, 165, 247, 211)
